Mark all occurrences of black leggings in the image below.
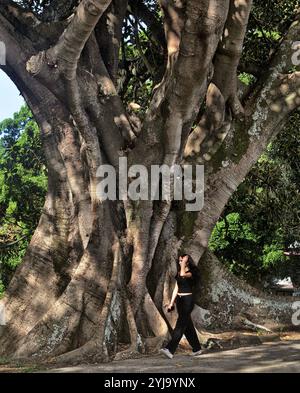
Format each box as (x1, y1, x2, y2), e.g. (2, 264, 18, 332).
(165, 294, 201, 354)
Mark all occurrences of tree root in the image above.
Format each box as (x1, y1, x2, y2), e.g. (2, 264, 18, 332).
(241, 318, 273, 333)
(193, 251, 300, 330)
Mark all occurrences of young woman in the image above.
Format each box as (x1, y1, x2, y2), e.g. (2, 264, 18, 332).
(160, 253, 203, 359)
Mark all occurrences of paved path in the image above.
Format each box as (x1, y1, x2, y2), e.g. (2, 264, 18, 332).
(42, 340, 300, 373)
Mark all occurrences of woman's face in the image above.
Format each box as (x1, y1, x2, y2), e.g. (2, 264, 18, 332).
(179, 255, 189, 265)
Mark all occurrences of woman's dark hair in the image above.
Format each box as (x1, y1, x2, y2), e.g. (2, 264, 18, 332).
(176, 253, 200, 285)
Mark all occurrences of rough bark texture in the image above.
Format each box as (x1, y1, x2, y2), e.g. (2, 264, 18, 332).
(0, 0, 300, 364)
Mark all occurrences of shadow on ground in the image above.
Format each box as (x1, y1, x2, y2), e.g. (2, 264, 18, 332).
(37, 340, 300, 373)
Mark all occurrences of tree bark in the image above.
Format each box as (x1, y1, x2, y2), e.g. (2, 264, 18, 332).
(0, 1, 300, 364)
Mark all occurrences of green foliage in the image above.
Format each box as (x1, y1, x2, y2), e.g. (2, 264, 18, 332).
(0, 105, 47, 295)
(0, 280, 4, 299)
(209, 110, 300, 285)
(238, 72, 256, 86)
(209, 213, 291, 284)
(118, 2, 164, 115)
(262, 244, 286, 269)
(241, 0, 300, 70)
(209, 213, 264, 283)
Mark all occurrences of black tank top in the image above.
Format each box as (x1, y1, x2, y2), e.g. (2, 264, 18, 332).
(175, 270, 193, 293)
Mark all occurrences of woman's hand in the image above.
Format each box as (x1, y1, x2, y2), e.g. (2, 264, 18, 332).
(166, 303, 175, 312)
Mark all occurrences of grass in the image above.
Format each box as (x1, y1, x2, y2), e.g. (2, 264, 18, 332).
(0, 357, 46, 373)
(0, 357, 9, 365)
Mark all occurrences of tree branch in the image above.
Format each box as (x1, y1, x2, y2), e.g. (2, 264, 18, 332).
(128, 0, 166, 51)
(184, 10, 300, 262)
(94, 0, 128, 85)
(126, 1, 231, 303)
(0, 1, 68, 48)
(0, 12, 44, 99)
(184, 0, 253, 159)
(0, 236, 28, 249)
(24, 0, 134, 168)
(130, 0, 230, 167)
(31, 0, 79, 22)
(51, 0, 112, 80)
(213, 0, 253, 116)
(130, 14, 155, 75)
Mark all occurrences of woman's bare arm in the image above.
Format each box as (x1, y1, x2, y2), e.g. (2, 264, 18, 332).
(179, 263, 192, 278)
(170, 282, 178, 306)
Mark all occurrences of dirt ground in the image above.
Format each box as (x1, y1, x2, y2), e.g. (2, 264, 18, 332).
(1, 330, 300, 373)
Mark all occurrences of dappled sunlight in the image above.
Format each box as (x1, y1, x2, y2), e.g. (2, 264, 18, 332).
(0, 0, 300, 367)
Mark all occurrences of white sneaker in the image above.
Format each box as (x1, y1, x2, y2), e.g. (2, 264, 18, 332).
(159, 348, 174, 359)
(190, 349, 203, 356)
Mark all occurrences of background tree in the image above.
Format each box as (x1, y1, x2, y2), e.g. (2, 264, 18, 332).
(0, 0, 300, 364)
(0, 105, 46, 296)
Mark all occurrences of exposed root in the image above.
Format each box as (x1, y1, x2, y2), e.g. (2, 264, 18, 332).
(114, 348, 143, 361)
(193, 251, 300, 330)
(113, 295, 145, 361)
(48, 340, 109, 366)
(97, 239, 122, 355)
(127, 296, 145, 352)
(144, 336, 167, 353)
(126, 201, 153, 314)
(143, 291, 169, 337)
(241, 318, 273, 333)
(124, 287, 170, 359)
(25, 239, 123, 366)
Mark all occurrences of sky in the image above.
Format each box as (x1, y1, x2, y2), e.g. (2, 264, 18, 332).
(0, 70, 25, 122)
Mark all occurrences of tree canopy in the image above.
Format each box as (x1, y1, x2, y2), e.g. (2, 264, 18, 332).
(0, 105, 46, 296)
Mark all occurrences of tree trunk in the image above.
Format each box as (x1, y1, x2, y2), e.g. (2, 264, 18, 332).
(1, 0, 300, 364)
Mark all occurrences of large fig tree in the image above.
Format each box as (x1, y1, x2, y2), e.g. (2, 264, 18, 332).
(0, 0, 299, 363)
